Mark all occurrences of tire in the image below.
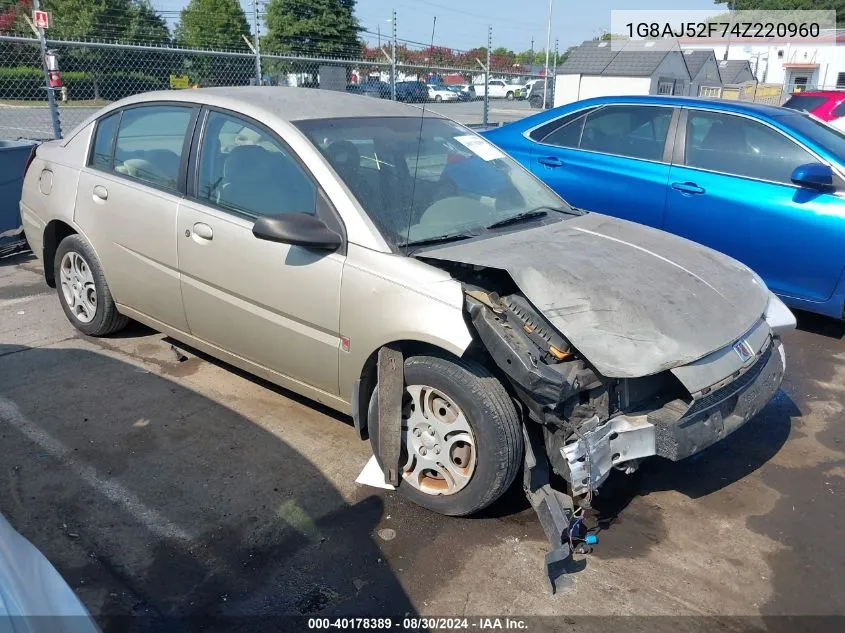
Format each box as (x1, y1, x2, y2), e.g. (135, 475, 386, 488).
(435, 94, 442, 102)
(54, 234, 128, 336)
(506, 91, 514, 100)
(368, 354, 523, 516)
(529, 95, 542, 109)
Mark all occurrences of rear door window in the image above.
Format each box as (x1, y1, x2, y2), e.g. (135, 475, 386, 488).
(89, 112, 121, 171)
(579, 105, 673, 161)
(112, 105, 194, 192)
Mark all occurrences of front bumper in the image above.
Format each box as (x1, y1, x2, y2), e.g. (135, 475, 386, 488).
(562, 338, 785, 495)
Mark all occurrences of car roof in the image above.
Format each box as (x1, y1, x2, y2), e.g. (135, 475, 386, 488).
(61, 86, 444, 147)
(554, 94, 794, 118)
(98, 86, 428, 122)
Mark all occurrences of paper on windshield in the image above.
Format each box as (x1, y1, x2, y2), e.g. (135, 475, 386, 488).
(454, 135, 505, 161)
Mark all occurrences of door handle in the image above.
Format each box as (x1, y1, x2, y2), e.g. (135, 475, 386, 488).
(92, 185, 108, 201)
(671, 181, 705, 195)
(192, 222, 213, 240)
(538, 156, 564, 168)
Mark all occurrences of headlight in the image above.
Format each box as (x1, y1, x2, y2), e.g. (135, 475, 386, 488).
(765, 292, 796, 337)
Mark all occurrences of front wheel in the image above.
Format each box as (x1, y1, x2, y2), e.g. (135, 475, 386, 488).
(368, 354, 523, 516)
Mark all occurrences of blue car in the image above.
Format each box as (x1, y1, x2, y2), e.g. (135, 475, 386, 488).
(483, 95, 845, 319)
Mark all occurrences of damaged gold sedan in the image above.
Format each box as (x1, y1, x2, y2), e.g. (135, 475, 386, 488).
(20, 88, 795, 589)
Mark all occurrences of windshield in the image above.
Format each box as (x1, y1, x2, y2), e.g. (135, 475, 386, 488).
(296, 116, 571, 248)
(782, 95, 827, 113)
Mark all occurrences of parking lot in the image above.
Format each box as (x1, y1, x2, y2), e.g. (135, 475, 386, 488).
(0, 99, 535, 141)
(1, 246, 844, 630)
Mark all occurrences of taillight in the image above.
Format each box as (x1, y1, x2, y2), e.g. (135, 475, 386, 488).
(23, 144, 38, 178)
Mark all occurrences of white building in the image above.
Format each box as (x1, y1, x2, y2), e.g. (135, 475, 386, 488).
(681, 31, 845, 91)
(553, 40, 691, 107)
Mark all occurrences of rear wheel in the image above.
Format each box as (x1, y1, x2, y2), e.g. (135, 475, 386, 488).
(506, 91, 515, 100)
(54, 234, 128, 336)
(368, 354, 523, 516)
(529, 95, 542, 109)
(435, 94, 442, 102)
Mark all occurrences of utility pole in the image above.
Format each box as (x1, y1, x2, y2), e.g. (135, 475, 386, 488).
(252, 0, 262, 84)
(32, 0, 61, 138)
(543, 0, 553, 109)
(551, 37, 558, 108)
(378, 24, 381, 48)
(391, 9, 397, 100)
(484, 26, 491, 128)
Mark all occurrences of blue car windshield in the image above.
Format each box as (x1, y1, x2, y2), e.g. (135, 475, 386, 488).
(295, 116, 571, 248)
(779, 112, 845, 160)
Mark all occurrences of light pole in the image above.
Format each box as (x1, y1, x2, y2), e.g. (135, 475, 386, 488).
(543, 0, 553, 109)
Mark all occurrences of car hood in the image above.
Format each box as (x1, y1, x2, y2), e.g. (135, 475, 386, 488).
(419, 213, 769, 378)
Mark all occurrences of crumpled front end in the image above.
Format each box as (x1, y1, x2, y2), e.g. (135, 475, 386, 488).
(458, 275, 791, 499)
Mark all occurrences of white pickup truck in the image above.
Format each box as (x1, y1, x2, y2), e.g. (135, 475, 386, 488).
(473, 78, 524, 100)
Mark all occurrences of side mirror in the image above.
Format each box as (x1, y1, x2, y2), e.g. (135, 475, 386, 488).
(791, 163, 834, 190)
(252, 213, 341, 251)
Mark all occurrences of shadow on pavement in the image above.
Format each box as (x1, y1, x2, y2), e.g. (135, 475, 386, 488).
(794, 309, 845, 340)
(589, 390, 798, 560)
(0, 343, 416, 632)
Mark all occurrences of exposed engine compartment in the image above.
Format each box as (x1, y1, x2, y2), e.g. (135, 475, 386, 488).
(430, 259, 690, 500)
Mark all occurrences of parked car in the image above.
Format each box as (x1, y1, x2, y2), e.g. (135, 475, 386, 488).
(527, 80, 553, 109)
(444, 85, 472, 101)
(347, 80, 391, 99)
(456, 84, 477, 100)
(394, 80, 428, 103)
(473, 78, 521, 100)
(20, 89, 792, 571)
(483, 95, 845, 318)
(782, 90, 845, 122)
(426, 84, 459, 102)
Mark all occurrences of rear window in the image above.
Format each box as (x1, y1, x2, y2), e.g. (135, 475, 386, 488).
(782, 95, 828, 113)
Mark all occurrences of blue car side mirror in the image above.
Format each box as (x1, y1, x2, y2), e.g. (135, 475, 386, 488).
(791, 163, 834, 190)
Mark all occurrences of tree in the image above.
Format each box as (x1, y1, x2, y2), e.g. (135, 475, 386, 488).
(40, 0, 132, 41)
(714, 1, 845, 27)
(0, 0, 32, 35)
(125, 0, 169, 44)
(174, 0, 251, 50)
(515, 49, 534, 66)
(263, 0, 360, 58)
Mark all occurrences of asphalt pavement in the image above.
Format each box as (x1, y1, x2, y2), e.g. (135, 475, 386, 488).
(1, 248, 844, 632)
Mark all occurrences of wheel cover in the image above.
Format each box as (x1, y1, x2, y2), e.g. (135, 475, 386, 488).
(59, 251, 97, 324)
(400, 384, 477, 496)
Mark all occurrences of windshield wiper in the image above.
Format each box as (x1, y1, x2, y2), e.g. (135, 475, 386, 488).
(485, 209, 549, 230)
(403, 232, 475, 250)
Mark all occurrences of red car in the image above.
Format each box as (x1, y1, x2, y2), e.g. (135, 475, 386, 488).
(782, 90, 845, 122)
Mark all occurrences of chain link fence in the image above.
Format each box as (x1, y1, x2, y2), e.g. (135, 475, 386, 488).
(0, 34, 544, 141)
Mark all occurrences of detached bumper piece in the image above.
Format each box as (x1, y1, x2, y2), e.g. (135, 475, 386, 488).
(562, 339, 785, 496)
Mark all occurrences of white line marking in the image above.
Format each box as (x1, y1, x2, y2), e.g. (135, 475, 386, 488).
(0, 397, 193, 543)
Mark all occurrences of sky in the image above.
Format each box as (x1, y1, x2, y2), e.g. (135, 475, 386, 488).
(150, 0, 727, 54)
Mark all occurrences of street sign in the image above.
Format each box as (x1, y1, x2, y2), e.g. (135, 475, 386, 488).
(32, 10, 50, 29)
(169, 75, 190, 89)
